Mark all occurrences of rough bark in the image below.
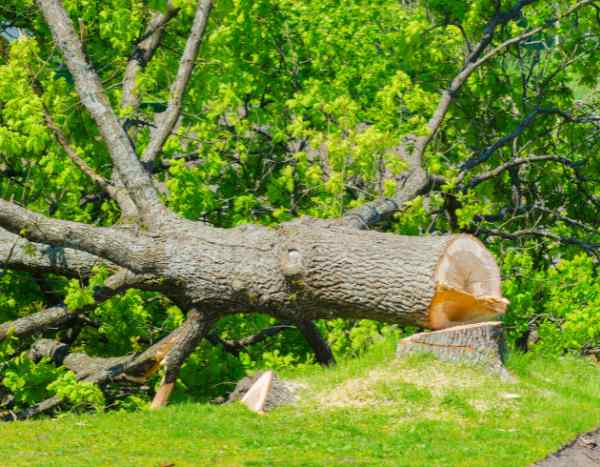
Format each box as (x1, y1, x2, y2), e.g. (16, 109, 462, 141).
(3, 0, 567, 420)
(396, 322, 510, 377)
(2, 313, 211, 420)
(36, 0, 168, 223)
(147, 219, 506, 328)
(0, 228, 112, 278)
(0, 307, 77, 342)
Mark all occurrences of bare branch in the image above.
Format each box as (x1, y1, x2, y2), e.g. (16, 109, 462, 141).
(43, 111, 114, 195)
(2, 309, 214, 420)
(150, 308, 215, 409)
(0, 227, 113, 278)
(293, 319, 336, 366)
(141, 0, 212, 167)
(458, 109, 542, 175)
(464, 155, 578, 188)
(0, 306, 76, 342)
(414, 0, 594, 159)
(0, 269, 151, 342)
(207, 324, 293, 355)
(480, 227, 600, 258)
(341, 0, 595, 229)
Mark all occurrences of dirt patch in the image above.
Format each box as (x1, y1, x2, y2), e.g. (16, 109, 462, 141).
(533, 426, 600, 467)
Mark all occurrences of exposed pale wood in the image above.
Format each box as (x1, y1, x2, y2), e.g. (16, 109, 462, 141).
(429, 234, 509, 329)
(229, 371, 301, 413)
(150, 309, 214, 409)
(149, 383, 175, 410)
(240, 370, 273, 414)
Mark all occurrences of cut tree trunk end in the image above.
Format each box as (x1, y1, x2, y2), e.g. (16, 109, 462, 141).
(274, 224, 509, 328)
(396, 322, 512, 379)
(427, 235, 509, 329)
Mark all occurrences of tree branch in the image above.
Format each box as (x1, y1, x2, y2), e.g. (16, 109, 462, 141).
(480, 228, 600, 258)
(0, 200, 157, 273)
(36, 0, 168, 223)
(0, 227, 113, 278)
(141, 0, 212, 167)
(206, 324, 293, 356)
(121, 2, 180, 113)
(0, 269, 152, 342)
(150, 308, 215, 409)
(464, 155, 578, 188)
(340, 0, 594, 229)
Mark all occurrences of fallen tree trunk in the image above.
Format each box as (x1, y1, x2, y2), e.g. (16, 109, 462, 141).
(160, 219, 508, 330)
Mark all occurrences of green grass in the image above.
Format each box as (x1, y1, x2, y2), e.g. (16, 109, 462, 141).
(2, 339, 600, 466)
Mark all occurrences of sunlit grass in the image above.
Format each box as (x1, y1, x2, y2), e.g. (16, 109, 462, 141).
(1, 338, 599, 466)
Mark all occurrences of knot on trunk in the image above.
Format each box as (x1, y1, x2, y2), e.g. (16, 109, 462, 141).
(280, 248, 304, 277)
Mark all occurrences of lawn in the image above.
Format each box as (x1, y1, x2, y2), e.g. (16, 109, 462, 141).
(1, 339, 600, 466)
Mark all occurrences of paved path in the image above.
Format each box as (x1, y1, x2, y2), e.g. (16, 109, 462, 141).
(534, 426, 600, 466)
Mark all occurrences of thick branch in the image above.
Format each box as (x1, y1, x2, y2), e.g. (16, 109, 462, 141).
(418, 0, 595, 158)
(0, 307, 76, 342)
(341, 1, 594, 229)
(412, 0, 545, 159)
(293, 319, 335, 367)
(0, 227, 112, 277)
(3, 311, 210, 420)
(341, 166, 440, 229)
(141, 0, 212, 166)
(36, 0, 167, 222)
(0, 200, 157, 273)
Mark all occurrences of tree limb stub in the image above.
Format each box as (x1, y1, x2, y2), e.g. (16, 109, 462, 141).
(150, 309, 214, 409)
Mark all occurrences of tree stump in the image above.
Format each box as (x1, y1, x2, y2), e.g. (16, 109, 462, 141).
(396, 321, 511, 378)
